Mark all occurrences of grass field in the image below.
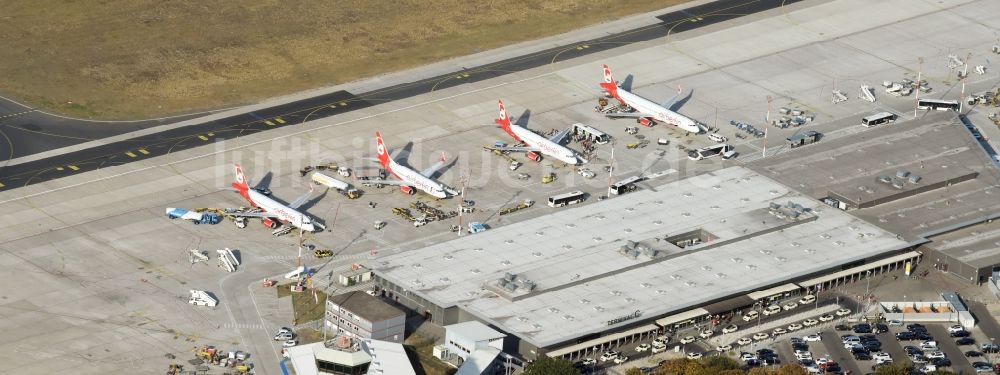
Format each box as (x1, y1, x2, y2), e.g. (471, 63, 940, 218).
(276, 283, 328, 324)
(0, 0, 688, 119)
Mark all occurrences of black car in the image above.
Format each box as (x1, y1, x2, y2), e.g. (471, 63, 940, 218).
(863, 341, 882, 351)
(854, 324, 873, 333)
(835, 324, 852, 331)
(875, 323, 889, 333)
(756, 348, 775, 356)
(825, 364, 842, 373)
(895, 332, 915, 341)
(860, 334, 878, 342)
(931, 357, 952, 367)
(761, 357, 780, 365)
(792, 343, 809, 352)
(957, 337, 976, 346)
(853, 351, 872, 360)
(966, 350, 983, 357)
(906, 323, 925, 330)
(950, 330, 970, 337)
(914, 332, 933, 341)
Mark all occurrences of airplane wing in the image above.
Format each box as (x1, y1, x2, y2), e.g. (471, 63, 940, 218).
(226, 210, 280, 219)
(548, 127, 572, 144)
(661, 85, 683, 109)
(488, 146, 541, 153)
(419, 152, 448, 178)
(364, 179, 407, 186)
(605, 112, 654, 119)
(288, 185, 314, 209)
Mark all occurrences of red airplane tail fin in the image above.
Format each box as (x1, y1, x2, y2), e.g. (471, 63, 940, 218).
(495, 100, 513, 131)
(232, 163, 250, 192)
(374, 131, 392, 169)
(601, 64, 620, 94)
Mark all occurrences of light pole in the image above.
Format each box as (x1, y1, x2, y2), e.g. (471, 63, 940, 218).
(863, 270, 872, 318)
(902, 295, 907, 326)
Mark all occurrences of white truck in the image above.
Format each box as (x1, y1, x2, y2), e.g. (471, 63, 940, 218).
(311, 172, 360, 199)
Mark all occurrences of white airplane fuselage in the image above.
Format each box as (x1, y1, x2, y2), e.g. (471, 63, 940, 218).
(245, 189, 314, 231)
(510, 126, 579, 165)
(615, 89, 701, 133)
(386, 161, 449, 198)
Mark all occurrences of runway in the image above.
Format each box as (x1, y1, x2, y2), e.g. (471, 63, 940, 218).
(0, 0, 800, 191)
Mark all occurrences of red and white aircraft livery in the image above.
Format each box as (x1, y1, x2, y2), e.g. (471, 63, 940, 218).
(493, 99, 581, 165)
(231, 163, 322, 232)
(370, 131, 456, 199)
(599, 64, 703, 133)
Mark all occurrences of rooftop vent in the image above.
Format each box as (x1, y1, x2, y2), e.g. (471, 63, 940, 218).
(834, 241, 846, 246)
(625, 297, 637, 303)
(896, 169, 910, 178)
(474, 247, 484, 252)
(715, 273, 727, 278)
(656, 290, 668, 295)
(625, 207, 635, 212)
(609, 290, 622, 296)
(596, 215, 606, 220)
(443, 255, 454, 261)
(532, 252, 542, 257)
(517, 317, 529, 322)
(593, 237, 603, 242)
(563, 315, 575, 321)
(730, 257, 743, 263)
(547, 307, 560, 313)
(531, 323, 542, 330)
(682, 212, 691, 217)
(820, 234, 832, 239)
(439, 277, 451, 283)
(803, 249, 816, 254)
(741, 197, 750, 203)
(671, 274, 682, 280)
(909, 175, 921, 184)
(759, 249, 772, 255)
(790, 242, 801, 247)
(640, 283, 652, 288)
(746, 264, 758, 270)
(535, 231, 544, 236)
(566, 223, 576, 228)
(775, 256, 788, 262)
(712, 185, 722, 190)
(685, 281, 697, 287)
(701, 265, 712, 271)
(594, 306, 605, 312)
(412, 263, 422, 269)
(653, 220, 663, 225)
(683, 192, 693, 197)
(471, 268, 481, 274)
(562, 244, 573, 250)
(505, 239, 514, 244)
(501, 260, 511, 266)
(579, 299, 590, 304)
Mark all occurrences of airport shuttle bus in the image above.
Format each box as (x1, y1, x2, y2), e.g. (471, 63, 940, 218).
(548, 191, 586, 207)
(687, 144, 735, 161)
(917, 98, 960, 111)
(861, 112, 897, 127)
(572, 123, 611, 145)
(610, 176, 644, 195)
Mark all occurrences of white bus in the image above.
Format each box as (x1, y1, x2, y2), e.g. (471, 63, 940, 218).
(687, 144, 735, 161)
(861, 112, 897, 127)
(610, 176, 644, 195)
(572, 123, 611, 145)
(548, 191, 586, 207)
(917, 98, 960, 111)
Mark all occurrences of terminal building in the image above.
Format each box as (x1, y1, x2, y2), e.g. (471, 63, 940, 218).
(325, 291, 406, 343)
(369, 166, 917, 360)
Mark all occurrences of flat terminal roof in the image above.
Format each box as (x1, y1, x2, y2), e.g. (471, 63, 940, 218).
(924, 219, 1000, 269)
(752, 112, 1000, 239)
(372, 166, 908, 348)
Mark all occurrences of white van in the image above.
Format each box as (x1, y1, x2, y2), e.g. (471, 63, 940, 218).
(742, 310, 759, 322)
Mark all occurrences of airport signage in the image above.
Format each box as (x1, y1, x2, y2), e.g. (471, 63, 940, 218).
(607, 310, 642, 326)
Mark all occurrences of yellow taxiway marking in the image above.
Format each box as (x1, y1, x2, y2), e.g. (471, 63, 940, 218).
(0, 182, 5, 188)
(68, 165, 79, 171)
(126, 151, 137, 158)
(264, 120, 275, 126)
(198, 135, 209, 141)
(138, 148, 149, 155)
(339, 102, 347, 107)
(275, 118, 286, 124)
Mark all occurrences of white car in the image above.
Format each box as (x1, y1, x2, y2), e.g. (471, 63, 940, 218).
(888, 319, 903, 326)
(274, 332, 294, 341)
(743, 310, 759, 322)
(787, 323, 803, 331)
(686, 352, 703, 359)
(753, 332, 770, 341)
(635, 343, 651, 352)
(737, 337, 753, 346)
(282, 339, 298, 348)
(818, 314, 834, 322)
(763, 305, 782, 316)
(722, 324, 739, 334)
(873, 352, 891, 361)
(577, 168, 596, 179)
(708, 133, 727, 143)
(716, 344, 733, 352)
(741, 352, 757, 361)
(798, 295, 817, 305)
(652, 343, 667, 354)
(783, 302, 798, 311)
(772, 327, 788, 336)
(509, 161, 522, 170)
(699, 330, 714, 339)
(803, 334, 822, 342)
(599, 351, 619, 362)
(653, 336, 668, 346)
(795, 351, 813, 360)
(802, 318, 819, 327)
(680, 336, 696, 344)
(614, 355, 629, 364)
(835, 308, 851, 316)
(580, 358, 597, 366)
(926, 351, 946, 359)
(948, 324, 965, 333)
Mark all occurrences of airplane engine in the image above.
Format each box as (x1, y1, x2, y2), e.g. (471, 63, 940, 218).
(262, 217, 278, 228)
(399, 185, 416, 195)
(526, 151, 542, 162)
(638, 117, 655, 127)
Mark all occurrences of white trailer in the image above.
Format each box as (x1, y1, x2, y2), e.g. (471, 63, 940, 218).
(216, 248, 240, 272)
(189, 290, 218, 307)
(311, 172, 360, 199)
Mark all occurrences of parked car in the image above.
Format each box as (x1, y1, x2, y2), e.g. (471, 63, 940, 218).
(818, 314, 834, 322)
(699, 330, 714, 339)
(753, 332, 770, 341)
(804, 334, 822, 342)
(782, 302, 798, 311)
(722, 324, 739, 334)
(957, 337, 976, 346)
(614, 354, 630, 364)
(835, 308, 851, 316)
(599, 351, 619, 362)
(635, 343, 651, 352)
(737, 337, 753, 346)
(798, 295, 816, 305)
